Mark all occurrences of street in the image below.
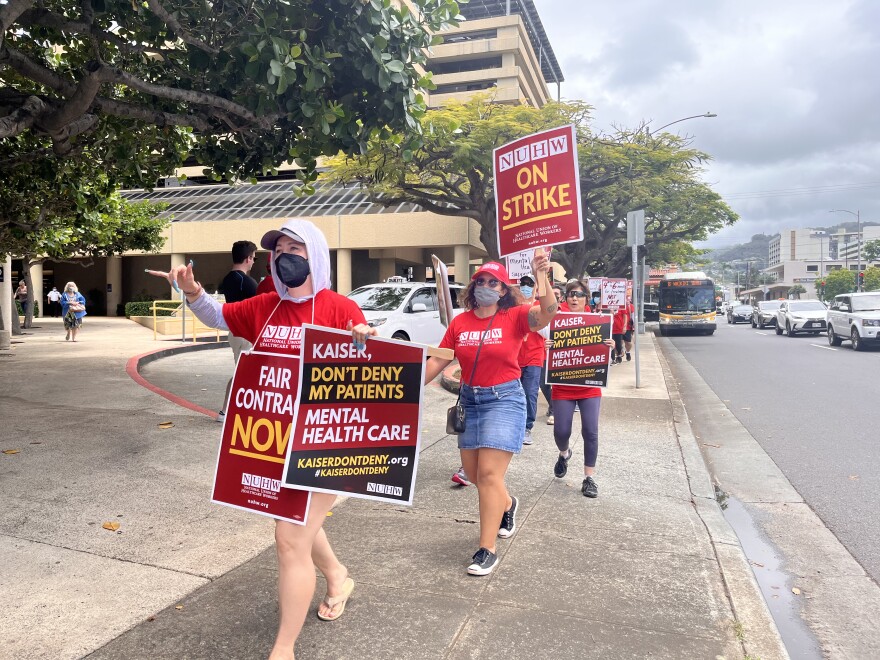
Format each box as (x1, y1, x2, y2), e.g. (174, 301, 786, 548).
(663, 319, 880, 581)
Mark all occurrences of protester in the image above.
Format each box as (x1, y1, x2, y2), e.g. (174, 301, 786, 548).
(542, 284, 567, 424)
(517, 275, 544, 445)
(551, 278, 615, 498)
(47, 286, 62, 317)
(623, 300, 636, 361)
(256, 253, 275, 295)
(217, 241, 259, 421)
(60, 282, 87, 342)
(15, 280, 28, 315)
(424, 256, 557, 576)
(611, 302, 631, 365)
(148, 220, 369, 660)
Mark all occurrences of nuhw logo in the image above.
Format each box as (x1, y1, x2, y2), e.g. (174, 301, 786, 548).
(458, 328, 502, 343)
(498, 133, 570, 172)
(263, 325, 303, 341)
(241, 472, 281, 493)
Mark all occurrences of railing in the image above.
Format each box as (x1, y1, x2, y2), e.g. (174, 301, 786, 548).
(150, 299, 223, 343)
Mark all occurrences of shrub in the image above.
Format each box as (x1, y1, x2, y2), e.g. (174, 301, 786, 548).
(124, 301, 175, 317)
(15, 301, 40, 316)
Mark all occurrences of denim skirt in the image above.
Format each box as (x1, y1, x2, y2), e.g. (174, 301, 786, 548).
(458, 379, 527, 454)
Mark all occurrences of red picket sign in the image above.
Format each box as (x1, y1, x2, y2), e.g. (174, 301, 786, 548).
(546, 313, 613, 388)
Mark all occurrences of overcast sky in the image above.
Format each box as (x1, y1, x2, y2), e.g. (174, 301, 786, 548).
(536, 0, 880, 249)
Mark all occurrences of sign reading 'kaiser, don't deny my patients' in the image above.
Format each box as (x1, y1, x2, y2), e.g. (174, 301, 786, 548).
(282, 325, 426, 504)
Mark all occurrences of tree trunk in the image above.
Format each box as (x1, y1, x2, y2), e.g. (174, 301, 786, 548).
(10, 291, 22, 335)
(23, 255, 35, 328)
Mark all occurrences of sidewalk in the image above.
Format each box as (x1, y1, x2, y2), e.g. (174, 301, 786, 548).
(0, 318, 785, 659)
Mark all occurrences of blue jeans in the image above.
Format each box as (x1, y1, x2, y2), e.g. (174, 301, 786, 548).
(520, 365, 542, 431)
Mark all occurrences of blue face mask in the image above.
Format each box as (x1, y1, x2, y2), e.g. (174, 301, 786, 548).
(520, 286, 533, 298)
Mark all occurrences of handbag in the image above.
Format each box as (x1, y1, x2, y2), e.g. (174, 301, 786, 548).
(68, 302, 85, 313)
(446, 311, 498, 435)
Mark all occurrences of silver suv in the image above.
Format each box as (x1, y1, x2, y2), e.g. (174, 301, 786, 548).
(347, 281, 464, 345)
(826, 292, 880, 351)
(751, 300, 783, 328)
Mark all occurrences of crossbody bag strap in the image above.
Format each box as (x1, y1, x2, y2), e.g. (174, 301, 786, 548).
(455, 310, 499, 404)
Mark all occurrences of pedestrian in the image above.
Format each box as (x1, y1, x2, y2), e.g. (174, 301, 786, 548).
(517, 275, 543, 446)
(256, 253, 275, 295)
(623, 300, 635, 361)
(60, 282, 87, 341)
(424, 256, 557, 576)
(611, 302, 631, 364)
(47, 286, 62, 317)
(550, 278, 615, 498)
(15, 280, 28, 316)
(217, 240, 259, 421)
(148, 220, 368, 660)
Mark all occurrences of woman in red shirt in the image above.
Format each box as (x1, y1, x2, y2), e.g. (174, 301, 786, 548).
(424, 256, 557, 576)
(552, 278, 615, 498)
(611, 303, 631, 364)
(150, 220, 366, 660)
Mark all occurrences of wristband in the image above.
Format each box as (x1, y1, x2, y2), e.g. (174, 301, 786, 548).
(183, 284, 202, 297)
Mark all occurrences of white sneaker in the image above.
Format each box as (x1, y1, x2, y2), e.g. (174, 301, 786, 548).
(216, 411, 225, 423)
(523, 430, 533, 445)
(546, 415, 554, 425)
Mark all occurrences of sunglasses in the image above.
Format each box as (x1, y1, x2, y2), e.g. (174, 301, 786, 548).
(474, 278, 501, 288)
(567, 291, 588, 298)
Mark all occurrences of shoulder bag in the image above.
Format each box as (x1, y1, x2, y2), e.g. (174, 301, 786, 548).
(446, 311, 498, 435)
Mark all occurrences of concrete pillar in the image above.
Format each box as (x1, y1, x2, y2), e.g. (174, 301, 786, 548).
(454, 244, 470, 284)
(106, 256, 122, 316)
(336, 248, 352, 295)
(0, 256, 11, 349)
(378, 258, 396, 283)
(170, 253, 185, 299)
(30, 261, 43, 318)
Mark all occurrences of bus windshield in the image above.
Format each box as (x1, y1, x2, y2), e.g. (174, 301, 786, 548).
(660, 287, 715, 312)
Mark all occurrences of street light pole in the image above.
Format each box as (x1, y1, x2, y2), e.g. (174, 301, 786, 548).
(647, 112, 717, 137)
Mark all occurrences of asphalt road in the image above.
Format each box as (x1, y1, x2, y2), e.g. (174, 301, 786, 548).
(661, 318, 880, 583)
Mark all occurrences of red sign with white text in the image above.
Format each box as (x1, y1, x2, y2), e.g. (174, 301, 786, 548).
(282, 325, 426, 504)
(211, 352, 310, 525)
(546, 313, 612, 387)
(494, 124, 582, 258)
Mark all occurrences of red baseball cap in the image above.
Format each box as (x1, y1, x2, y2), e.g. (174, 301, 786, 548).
(472, 261, 510, 283)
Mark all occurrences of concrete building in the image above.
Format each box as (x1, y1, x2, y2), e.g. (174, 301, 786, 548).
(17, 0, 564, 316)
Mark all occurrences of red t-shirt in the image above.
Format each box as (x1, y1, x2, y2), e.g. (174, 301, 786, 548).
(440, 305, 531, 387)
(517, 302, 545, 367)
(255, 277, 275, 295)
(222, 289, 366, 355)
(552, 384, 602, 400)
(612, 306, 631, 334)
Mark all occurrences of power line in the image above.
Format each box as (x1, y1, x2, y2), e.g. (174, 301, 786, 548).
(722, 181, 880, 200)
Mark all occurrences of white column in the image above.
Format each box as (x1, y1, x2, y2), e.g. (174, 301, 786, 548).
(170, 253, 185, 299)
(106, 256, 122, 316)
(454, 244, 470, 283)
(30, 261, 44, 318)
(336, 248, 352, 295)
(0, 256, 11, 349)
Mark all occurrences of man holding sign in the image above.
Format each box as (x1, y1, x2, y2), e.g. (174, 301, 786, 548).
(148, 220, 369, 658)
(546, 278, 614, 499)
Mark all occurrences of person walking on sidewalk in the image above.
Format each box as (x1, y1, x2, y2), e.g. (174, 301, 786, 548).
(47, 286, 62, 317)
(148, 220, 368, 660)
(611, 302, 631, 364)
(60, 282, 87, 341)
(217, 240, 259, 422)
(542, 284, 568, 425)
(517, 275, 544, 446)
(424, 257, 557, 576)
(551, 278, 615, 498)
(15, 280, 28, 316)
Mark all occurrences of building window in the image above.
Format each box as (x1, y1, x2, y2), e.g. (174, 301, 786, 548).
(433, 81, 498, 95)
(806, 265, 818, 272)
(429, 56, 503, 75)
(440, 29, 498, 44)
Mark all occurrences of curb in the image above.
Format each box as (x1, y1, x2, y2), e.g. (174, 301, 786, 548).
(654, 338, 789, 660)
(125, 341, 228, 418)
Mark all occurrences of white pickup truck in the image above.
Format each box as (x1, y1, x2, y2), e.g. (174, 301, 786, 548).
(826, 292, 880, 351)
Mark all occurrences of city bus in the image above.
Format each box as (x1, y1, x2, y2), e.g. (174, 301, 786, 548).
(657, 272, 717, 336)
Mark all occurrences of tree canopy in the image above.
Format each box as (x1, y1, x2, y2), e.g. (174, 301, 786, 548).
(818, 268, 856, 300)
(1, 0, 461, 185)
(863, 239, 880, 264)
(329, 96, 737, 278)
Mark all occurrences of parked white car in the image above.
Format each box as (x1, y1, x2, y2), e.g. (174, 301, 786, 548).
(775, 300, 827, 337)
(826, 292, 880, 351)
(347, 281, 464, 346)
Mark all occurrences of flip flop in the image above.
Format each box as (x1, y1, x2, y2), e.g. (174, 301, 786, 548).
(317, 577, 354, 621)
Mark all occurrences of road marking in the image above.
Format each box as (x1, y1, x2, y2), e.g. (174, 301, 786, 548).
(811, 344, 836, 351)
(756, 332, 769, 336)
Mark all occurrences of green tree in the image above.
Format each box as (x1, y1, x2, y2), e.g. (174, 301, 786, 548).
(1, 0, 460, 184)
(788, 284, 806, 299)
(863, 266, 880, 292)
(820, 269, 856, 300)
(863, 240, 880, 263)
(329, 96, 737, 278)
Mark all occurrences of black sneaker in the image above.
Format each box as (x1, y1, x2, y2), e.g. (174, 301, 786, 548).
(554, 449, 572, 478)
(582, 476, 598, 498)
(626, 352, 632, 362)
(467, 547, 498, 576)
(497, 496, 518, 538)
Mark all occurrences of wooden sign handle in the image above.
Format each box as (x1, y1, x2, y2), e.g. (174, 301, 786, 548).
(427, 347, 455, 360)
(535, 247, 548, 297)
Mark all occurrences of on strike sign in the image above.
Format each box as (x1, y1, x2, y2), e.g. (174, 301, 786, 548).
(282, 325, 426, 504)
(546, 313, 613, 387)
(494, 124, 582, 258)
(212, 352, 311, 525)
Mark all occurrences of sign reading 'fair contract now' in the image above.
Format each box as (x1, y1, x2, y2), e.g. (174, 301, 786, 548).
(494, 124, 583, 258)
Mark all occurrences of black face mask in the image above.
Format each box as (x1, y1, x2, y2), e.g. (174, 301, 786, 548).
(275, 253, 311, 289)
